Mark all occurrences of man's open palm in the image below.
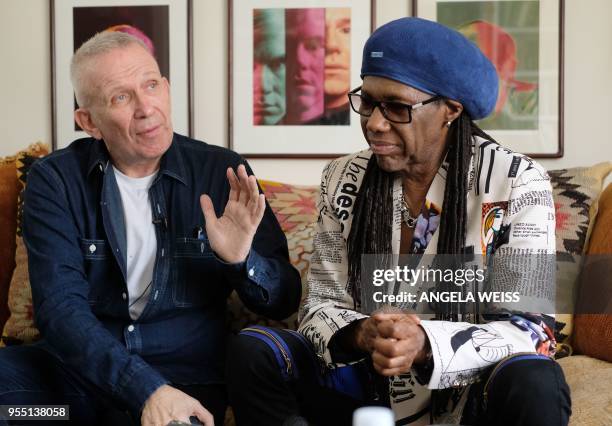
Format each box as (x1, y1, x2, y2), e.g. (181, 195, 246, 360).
(200, 165, 265, 264)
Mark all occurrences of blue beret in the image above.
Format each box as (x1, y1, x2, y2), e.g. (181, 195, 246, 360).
(361, 17, 498, 120)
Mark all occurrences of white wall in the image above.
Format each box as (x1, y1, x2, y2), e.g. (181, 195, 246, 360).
(0, 0, 52, 153)
(1, 0, 611, 185)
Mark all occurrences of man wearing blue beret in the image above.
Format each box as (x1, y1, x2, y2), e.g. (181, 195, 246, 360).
(228, 17, 570, 425)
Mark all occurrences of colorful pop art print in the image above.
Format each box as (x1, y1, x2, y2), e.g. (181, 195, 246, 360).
(481, 201, 510, 259)
(230, 0, 374, 158)
(51, 0, 192, 149)
(413, 0, 564, 158)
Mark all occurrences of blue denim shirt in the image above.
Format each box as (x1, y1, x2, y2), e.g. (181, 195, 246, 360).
(22, 134, 301, 412)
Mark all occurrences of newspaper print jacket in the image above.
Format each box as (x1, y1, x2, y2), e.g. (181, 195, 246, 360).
(298, 136, 557, 424)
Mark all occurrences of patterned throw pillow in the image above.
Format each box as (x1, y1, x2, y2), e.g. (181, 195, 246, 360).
(226, 181, 320, 332)
(549, 162, 612, 342)
(258, 180, 319, 233)
(1, 143, 49, 345)
(0, 154, 20, 332)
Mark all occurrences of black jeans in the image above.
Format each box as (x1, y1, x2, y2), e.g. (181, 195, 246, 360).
(461, 355, 571, 426)
(0, 344, 227, 425)
(227, 330, 571, 426)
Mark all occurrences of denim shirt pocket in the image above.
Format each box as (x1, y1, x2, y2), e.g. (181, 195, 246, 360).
(80, 238, 112, 306)
(172, 237, 219, 307)
(174, 237, 214, 260)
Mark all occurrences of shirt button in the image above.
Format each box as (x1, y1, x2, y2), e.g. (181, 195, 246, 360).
(122, 292, 127, 300)
(127, 325, 135, 332)
(248, 267, 255, 277)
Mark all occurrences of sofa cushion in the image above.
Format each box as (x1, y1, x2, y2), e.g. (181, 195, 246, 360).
(557, 355, 612, 425)
(585, 184, 612, 254)
(0, 155, 20, 332)
(549, 162, 612, 341)
(1, 143, 48, 345)
(572, 183, 612, 362)
(550, 163, 612, 255)
(257, 180, 319, 233)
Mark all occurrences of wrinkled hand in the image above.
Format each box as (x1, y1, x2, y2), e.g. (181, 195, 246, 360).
(200, 165, 265, 264)
(353, 317, 379, 354)
(141, 384, 214, 426)
(355, 312, 429, 376)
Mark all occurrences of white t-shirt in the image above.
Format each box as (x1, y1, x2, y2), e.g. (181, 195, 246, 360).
(113, 166, 158, 320)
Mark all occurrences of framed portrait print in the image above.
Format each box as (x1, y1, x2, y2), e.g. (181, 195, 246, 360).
(51, 0, 192, 149)
(413, 0, 564, 157)
(229, 0, 375, 158)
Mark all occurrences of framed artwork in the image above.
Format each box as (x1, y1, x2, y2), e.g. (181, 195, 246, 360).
(51, 0, 192, 150)
(229, 0, 376, 158)
(413, 0, 564, 158)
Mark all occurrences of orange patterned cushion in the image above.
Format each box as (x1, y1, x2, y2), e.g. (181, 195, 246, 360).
(2, 237, 38, 345)
(2, 143, 49, 345)
(0, 155, 19, 332)
(258, 180, 319, 233)
(585, 184, 612, 254)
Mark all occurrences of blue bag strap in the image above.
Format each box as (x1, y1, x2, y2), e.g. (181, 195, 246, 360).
(487, 352, 552, 385)
(239, 326, 369, 401)
(287, 329, 368, 401)
(239, 325, 297, 381)
(284, 329, 325, 386)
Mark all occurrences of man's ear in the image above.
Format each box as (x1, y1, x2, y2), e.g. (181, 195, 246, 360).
(444, 99, 463, 123)
(74, 108, 102, 140)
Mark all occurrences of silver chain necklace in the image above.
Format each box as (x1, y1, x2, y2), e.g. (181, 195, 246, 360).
(400, 198, 418, 228)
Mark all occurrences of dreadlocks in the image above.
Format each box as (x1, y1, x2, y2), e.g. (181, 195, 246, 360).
(346, 111, 497, 306)
(346, 156, 394, 306)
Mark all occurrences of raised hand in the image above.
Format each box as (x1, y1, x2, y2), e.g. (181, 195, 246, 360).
(200, 164, 265, 264)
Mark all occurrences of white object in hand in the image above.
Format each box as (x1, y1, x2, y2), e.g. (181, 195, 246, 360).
(353, 406, 394, 426)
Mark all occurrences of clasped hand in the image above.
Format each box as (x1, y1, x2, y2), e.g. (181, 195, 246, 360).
(200, 164, 265, 264)
(355, 312, 429, 376)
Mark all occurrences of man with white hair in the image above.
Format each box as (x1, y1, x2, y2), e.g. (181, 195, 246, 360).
(0, 32, 300, 425)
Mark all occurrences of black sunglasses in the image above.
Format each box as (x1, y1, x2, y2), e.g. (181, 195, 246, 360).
(347, 86, 442, 123)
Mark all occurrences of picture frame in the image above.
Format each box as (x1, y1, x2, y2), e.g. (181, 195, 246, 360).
(51, 0, 192, 150)
(229, 0, 376, 158)
(412, 0, 564, 158)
